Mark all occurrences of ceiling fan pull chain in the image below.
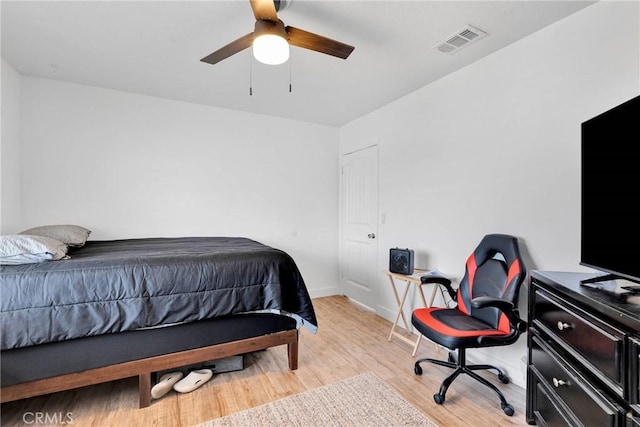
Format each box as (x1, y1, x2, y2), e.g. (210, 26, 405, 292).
(289, 57, 292, 93)
(249, 53, 253, 96)
(250, 61, 253, 96)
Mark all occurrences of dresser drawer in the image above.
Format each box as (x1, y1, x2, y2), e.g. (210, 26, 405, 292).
(531, 377, 576, 427)
(533, 289, 626, 395)
(630, 337, 640, 404)
(531, 334, 624, 427)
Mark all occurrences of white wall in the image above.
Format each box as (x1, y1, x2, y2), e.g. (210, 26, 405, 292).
(17, 77, 340, 297)
(1, 59, 22, 234)
(339, 0, 640, 388)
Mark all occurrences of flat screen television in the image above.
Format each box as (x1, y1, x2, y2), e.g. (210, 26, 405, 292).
(580, 94, 640, 286)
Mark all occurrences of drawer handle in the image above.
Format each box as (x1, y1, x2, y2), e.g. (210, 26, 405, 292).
(552, 377, 569, 388)
(556, 321, 573, 331)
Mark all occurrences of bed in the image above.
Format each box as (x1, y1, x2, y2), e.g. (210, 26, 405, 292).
(0, 236, 317, 408)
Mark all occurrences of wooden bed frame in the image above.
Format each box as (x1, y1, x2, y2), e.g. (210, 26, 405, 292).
(1, 314, 299, 408)
(1, 237, 315, 409)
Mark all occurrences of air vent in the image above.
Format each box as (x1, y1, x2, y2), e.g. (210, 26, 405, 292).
(433, 25, 488, 54)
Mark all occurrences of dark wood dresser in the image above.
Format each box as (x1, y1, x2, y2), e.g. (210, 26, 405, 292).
(527, 271, 640, 426)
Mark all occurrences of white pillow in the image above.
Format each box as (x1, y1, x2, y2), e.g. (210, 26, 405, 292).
(0, 235, 68, 265)
(19, 224, 91, 248)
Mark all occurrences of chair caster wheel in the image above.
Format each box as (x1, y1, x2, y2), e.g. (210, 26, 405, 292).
(498, 373, 510, 384)
(502, 403, 514, 416)
(433, 393, 445, 404)
(414, 364, 423, 375)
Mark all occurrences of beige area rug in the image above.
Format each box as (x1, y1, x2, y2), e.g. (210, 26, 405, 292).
(197, 372, 438, 427)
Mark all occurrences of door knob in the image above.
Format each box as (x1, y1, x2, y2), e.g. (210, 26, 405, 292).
(367, 233, 376, 239)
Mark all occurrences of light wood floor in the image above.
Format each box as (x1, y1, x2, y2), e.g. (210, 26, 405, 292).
(1, 295, 531, 426)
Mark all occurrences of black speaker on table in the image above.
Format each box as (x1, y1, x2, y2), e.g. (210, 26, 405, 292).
(389, 248, 415, 275)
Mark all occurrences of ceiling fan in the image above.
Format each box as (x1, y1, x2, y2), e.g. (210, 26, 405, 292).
(200, 0, 355, 66)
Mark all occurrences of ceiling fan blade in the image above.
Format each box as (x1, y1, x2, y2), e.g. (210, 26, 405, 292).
(286, 26, 354, 59)
(200, 32, 254, 65)
(250, 0, 278, 21)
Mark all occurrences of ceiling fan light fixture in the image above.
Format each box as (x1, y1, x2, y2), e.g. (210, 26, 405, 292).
(253, 34, 289, 65)
(253, 19, 289, 65)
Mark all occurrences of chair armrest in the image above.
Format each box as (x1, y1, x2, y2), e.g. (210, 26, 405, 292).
(471, 296, 527, 333)
(421, 275, 456, 300)
(471, 296, 513, 311)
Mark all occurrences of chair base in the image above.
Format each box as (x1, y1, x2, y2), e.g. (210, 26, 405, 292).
(414, 347, 515, 416)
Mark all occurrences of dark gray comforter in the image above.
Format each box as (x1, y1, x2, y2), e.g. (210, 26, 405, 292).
(0, 237, 317, 350)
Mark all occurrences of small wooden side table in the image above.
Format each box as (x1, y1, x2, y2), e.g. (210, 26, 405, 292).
(384, 269, 441, 356)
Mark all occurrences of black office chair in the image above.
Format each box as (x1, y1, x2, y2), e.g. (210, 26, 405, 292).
(411, 234, 527, 416)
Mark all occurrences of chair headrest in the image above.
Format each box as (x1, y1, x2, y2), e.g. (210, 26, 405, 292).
(473, 234, 524, 273)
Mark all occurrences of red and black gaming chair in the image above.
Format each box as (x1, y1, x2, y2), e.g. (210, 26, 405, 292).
(411, 234, 527, 416)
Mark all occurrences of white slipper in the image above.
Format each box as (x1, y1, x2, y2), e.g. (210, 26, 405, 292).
(151, 371, 184, 399)
(173, 369, 213, 393)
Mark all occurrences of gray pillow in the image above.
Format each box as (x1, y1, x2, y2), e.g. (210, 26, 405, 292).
(0, 235, 68, 265)
(19, 224, 91, 247)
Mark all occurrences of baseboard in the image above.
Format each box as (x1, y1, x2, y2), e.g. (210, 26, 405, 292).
(309, 286, 339, 299)
(465, 349, 525, 389)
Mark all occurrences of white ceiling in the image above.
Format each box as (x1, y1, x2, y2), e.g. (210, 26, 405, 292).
(1, 0, 596, 127)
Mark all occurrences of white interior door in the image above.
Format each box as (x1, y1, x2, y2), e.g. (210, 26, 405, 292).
(340, 145, 379, 309)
